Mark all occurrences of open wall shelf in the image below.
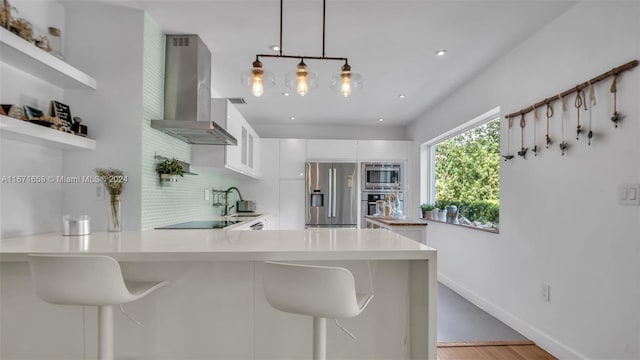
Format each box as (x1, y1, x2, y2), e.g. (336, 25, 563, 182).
(0, 115, 96, 150)
(0, 27, 97, 90)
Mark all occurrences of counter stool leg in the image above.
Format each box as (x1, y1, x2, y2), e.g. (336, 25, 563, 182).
(313, 317, 326, 360)
(98, 305, 114, 360)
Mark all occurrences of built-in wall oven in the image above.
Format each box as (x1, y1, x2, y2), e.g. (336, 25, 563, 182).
(362, 162, 403, 190)
(360, 191, 404, 228)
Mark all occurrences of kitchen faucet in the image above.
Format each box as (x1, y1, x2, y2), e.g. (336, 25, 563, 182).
(223, 186, 243, 216)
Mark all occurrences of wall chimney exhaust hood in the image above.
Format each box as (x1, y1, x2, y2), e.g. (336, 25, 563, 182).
(151, 35, 237, 145)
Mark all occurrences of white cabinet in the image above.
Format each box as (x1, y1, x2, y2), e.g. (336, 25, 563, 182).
(279, 139, 306, 179)
(193, 99, 261, 179)
(306, 139, 357, 161)
(279, 179, 305, 229)
(357, 140, 411, 161)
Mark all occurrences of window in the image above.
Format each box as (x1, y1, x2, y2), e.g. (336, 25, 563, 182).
(420, 107, 500, 231)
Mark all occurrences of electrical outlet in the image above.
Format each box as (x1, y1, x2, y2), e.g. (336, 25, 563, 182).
(204, 189, 211, 201)
(541, 283, 551, 302)
(95, 185, 105, 200)
(619, 183, 640, 205)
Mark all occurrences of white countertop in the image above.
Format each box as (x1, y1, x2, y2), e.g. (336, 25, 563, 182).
(0, 228, 436, 262)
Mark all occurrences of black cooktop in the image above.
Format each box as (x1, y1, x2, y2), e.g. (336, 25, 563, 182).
(156, 220, 241, 229)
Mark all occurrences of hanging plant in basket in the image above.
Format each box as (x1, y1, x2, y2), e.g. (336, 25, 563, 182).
(156, 158, 184, 182)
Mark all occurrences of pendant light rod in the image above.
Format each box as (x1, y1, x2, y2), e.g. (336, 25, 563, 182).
(256, 53, 347, 62)
(279, 0, 283, 56)
(322, 0, 326, 58)
(261, 0, 345, 62)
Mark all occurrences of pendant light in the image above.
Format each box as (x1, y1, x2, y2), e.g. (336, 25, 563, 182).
(241, 58, 275, 97)
(285, 60, 318, 96)
(330, 62, 362, 97)
(241, 0, 362, 97)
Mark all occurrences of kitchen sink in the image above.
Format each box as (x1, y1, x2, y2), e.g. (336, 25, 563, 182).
(234, 213, 263, 218)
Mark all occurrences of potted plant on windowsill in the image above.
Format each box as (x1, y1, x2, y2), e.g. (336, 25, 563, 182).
(156, 158, 184, 182)
(420, 203, 436, 220)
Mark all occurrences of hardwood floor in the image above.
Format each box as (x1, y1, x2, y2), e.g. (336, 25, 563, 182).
(438, 341, 558, 360)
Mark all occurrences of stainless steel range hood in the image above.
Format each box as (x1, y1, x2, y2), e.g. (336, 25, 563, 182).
(151, 35, 237, 145)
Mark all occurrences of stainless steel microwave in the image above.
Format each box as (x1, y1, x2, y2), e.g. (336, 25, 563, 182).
(362, 163, 403, 190)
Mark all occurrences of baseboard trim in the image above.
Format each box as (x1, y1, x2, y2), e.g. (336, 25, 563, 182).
(438, 340, 535, 348)
(438, 273, 590, 360)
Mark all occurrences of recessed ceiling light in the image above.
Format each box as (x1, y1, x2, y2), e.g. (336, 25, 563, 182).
(398, 94, 406, 99)
(378, 118, 384, 122)
(282, 92, 290, 96)
(435, 49, 447, 56)
(269, 45, 280, 52)
(290, 116, 296, 120)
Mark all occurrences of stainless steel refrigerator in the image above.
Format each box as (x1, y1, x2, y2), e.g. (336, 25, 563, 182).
(305, 162, 358, 228)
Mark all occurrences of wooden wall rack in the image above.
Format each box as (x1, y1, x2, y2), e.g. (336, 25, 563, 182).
(505, 60, 638, 119)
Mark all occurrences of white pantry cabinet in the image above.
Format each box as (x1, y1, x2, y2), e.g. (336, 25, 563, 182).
(279, 179, 305, 229)
(279, 139, 306, 179)
(357, 140, 410, 161)
(306, 139, 357, 161)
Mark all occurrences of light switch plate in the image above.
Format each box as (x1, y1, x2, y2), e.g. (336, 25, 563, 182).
(619, 183, 640, 205)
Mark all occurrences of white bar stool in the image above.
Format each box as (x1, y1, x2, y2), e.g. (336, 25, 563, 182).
(27, 254, 169, 360)
(263, 261, 374, 360)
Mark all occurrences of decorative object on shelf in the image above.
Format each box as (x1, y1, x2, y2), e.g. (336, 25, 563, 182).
(502, 116, 514, 161)
(155, 158, 184, 182)
(23, 105, 44, 120)
(445, 205, 458, 224)
(7, 5, 32, 42)
(4, 104, 25, 120)
(49, 100, 72, 133)
(71, 116, 87, 137)
(47, 26, 63, 59)
(420, 204, 435, 220)
(241, 0, 362, 97)
(0, 0, 10, 29)
(95, 167, 127, 232)
(34, 34, 50, 52)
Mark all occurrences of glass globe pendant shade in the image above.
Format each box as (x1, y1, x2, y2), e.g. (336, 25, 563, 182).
(285, 60, 318, 96)
(241, 59, 275, 97)
(330, 63, 362, 97)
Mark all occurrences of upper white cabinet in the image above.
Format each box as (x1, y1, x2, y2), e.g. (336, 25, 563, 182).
(192, 99, 261, 179)
(357, 140, 411, 161)
(306, 139, 357, 161)
(0, 27, 97, 90)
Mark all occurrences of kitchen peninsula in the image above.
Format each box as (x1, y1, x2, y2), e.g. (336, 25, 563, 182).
(365, 215, 429, 245)
(0, 228, 436, 360)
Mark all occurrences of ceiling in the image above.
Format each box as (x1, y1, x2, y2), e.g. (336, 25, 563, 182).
(102, 0, 576, 128)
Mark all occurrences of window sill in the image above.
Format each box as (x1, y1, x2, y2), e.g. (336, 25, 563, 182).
(423, 219, 499, 234)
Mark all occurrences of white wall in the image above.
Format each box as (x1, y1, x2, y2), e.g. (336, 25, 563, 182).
(406, 2, 639, 359)
(62, 2, 145, 231)
(0, 0, 66, 237)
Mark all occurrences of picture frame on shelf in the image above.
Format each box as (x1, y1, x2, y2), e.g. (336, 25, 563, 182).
(50, 100, 72, 131)
(24, 105, 44, 120)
